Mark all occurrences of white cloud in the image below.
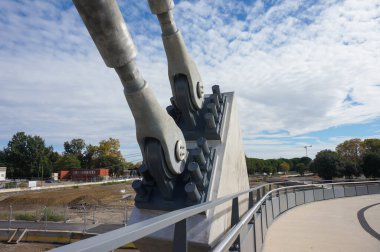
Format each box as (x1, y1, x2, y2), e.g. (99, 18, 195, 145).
(0, 0, 379, 159)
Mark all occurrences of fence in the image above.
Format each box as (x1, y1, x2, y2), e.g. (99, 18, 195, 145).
(0, 204, 131, 233)
(213, 180, 380, 251)
(48, 180, 380, 252)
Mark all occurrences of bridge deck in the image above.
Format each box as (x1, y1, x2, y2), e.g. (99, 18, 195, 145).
(263, 194, 380, 252)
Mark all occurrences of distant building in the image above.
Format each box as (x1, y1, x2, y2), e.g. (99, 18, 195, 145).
(59, 170, 70, 180)
(52, 173, 59, 181)
(0, 167, 6, 181)
(59, 168, 109, 181)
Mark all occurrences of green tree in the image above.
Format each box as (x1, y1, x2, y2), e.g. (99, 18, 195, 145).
(362, 152, 380, 178)
(296, 163, 306, 176)
(263, 165, 273, 175)
(314, 150, 343, 180)
(64, 138, 86, 166)
(309, 161, 316, 173)
(279, 162, 290, 174)
(336, 138, 363, 164)
(93, 138, 127, 176)
(362, 139, 380, 155)
(343, 161, 360, 179)
(82, 144, 98, 168)
(0, 150, 6, 166)
(64, 138, 86, 156)
(299, 156, 312, 167)
(2, 132, 56, 178)
(55, 154, 81, 170)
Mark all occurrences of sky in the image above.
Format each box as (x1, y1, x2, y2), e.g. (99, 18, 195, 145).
(0, 0, 380, 161)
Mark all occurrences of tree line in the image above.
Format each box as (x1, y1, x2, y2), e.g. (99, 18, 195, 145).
(245, 138, 380, 180)
(0, 132, 136, 179)
(245, 156, 312, 175)
(312, 138, 380, 180)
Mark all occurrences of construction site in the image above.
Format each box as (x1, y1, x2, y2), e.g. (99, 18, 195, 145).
(0, 177, 265, 251)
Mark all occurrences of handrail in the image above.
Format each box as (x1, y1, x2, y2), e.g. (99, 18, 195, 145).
(212, 180, 380, 251)
(48, 181, 288, 252)
(50, 180, 380, 252)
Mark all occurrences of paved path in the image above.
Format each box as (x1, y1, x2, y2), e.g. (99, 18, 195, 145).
(263, 195, 380, 252)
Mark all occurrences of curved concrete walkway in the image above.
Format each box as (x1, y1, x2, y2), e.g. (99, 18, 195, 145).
(263, 195, 380, 252)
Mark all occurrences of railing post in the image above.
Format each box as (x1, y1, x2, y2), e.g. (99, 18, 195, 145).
(270, 193, 274, 220)
(343, 184, 346, 197)
(8, 205, 12, 232)
(252, 214, 257, 252)
(365, 183, 369, 195)
(94, 205, 97, 225)
(303, 187, 306, 203)
(285, 188, 289, 210)
(230, 197, 240, 251)
(258, 206, 264, 245)
(322, 185, 325, 200)
(277, 190, 280, 214)
(264, 202, 269, 229)
(44, 206, 48, 232)
(249, 191, 254, 209)
(173, 219, 187, 252)
(82, 204, 87, 234)
(63, 205, 67, 223)
(256, 188, 261, 202)
(332, 184, 335, 198)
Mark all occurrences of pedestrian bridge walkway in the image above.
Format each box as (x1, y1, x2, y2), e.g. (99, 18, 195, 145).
(263, 194, 380, 252)
(50, 181, 380, 252)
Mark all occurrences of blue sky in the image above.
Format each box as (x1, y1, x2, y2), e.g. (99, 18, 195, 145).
(0, 0, 380, 161)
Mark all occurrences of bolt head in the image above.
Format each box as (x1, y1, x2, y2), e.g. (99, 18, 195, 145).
(196, 82, 204, 98)
(175, 140, 186, 161)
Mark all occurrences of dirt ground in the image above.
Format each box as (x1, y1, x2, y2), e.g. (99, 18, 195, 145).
(0, 182, 135, 207)
(0, 181, 136, 224)
(0, 177, 267, 224)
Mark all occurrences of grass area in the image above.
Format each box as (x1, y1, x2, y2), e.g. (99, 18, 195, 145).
(15, 212, 37, 221)
(15, 208, 64, 222)
(0, 212, 9, 220)
(42, 208, 64, 222)
(4, 182, 17, 189)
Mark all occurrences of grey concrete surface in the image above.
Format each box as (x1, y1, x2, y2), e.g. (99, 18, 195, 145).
(263, 195, 380, 252)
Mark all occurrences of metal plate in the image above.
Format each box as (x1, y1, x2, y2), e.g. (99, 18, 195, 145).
(314, 189, 324, 201)
(333, 186, 345, 198)
(356, 185, 368, 196)
(279, 194, 287, 213)
(287, 192, 296, 208)
(272, 197, 280, 218)
(254, 212, 262, 252)
(295, 191, 305, 205)
(368, 184, 380, 194)
(261, 204, 267, 239)
(323, 188, 334, 199)
(344, 186, 356, 197)
(304, 190, 314, 203)
(265, 199, 273, 227)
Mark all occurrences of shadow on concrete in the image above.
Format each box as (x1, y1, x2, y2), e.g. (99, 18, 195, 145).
(357, 203, 380, 241)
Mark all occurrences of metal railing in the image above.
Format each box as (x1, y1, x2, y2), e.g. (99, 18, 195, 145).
(50, 180, 380, 252)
